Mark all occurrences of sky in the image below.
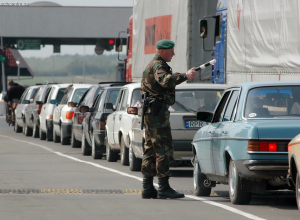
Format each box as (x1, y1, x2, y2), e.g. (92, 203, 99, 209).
(2, 0, 133, 58)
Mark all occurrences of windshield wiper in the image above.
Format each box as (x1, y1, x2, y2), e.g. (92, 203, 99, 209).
(175, 101, 197, 113)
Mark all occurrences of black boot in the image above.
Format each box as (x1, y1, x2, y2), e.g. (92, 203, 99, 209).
(158, 177, 185, 199)
(142, 177, 157, 199)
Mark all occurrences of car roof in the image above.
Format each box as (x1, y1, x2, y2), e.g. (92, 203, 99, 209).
(122, 82, 141, 89)
(176, 83, 228, 90)
(102, 85, 125, 90)
(229, 81, 300, 90)
(68, 84, 92, 89)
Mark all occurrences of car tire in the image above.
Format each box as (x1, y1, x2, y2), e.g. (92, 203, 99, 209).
(193, 155, 212, 196)
(46, 123, 53, 141)
(71, 129, 81, 148)
(60, 127, 70, 145)
(24, 122, 33, 137)
(120, 136, 129, 166)
(14, 120, 22, 133)
(82, 133, 92, 156)
(53, 128, 60, 143)
(229, 160, 252, 204)
(105, 132, 118, 162)
(92, 134, 102, 159)
(32, 123, 39, 138)
(39, 127, 46, 140)
(129, 142, 141, 171)
(296, 172, 300, 210)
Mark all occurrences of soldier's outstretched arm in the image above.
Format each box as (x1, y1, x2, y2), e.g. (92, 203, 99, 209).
(154, 65, 187, 88)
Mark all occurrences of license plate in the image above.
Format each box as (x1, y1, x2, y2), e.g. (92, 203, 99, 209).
(185, 120, 206, 128)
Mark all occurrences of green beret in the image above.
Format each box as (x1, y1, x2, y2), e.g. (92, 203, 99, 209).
(156, 39, 175, 49)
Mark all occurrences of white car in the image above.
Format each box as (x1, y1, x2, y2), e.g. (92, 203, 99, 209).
(105, 83, 142, 165)
(39, 84, 69, 141)
(52, 84, 91, 145)
(14, 85, 40, 133)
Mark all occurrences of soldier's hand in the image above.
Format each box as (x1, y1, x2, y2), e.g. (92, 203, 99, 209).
(186, 68, 197, 80)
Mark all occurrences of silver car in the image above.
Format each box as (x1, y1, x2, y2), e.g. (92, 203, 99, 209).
(128, 83, 227, 171)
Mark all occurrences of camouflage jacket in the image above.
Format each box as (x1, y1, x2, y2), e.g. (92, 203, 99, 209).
(141, 54, 187, 106)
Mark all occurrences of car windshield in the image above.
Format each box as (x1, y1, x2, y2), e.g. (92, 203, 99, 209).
(245, 86, 300, 118)
(71, 88, 88, 103)
(173, 89, 223, 113)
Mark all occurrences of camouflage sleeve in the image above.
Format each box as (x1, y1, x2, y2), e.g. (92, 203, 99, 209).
(154, 64, 187, 88)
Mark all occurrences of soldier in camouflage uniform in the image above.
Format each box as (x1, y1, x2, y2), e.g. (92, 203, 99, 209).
(141, 39, 197, 199)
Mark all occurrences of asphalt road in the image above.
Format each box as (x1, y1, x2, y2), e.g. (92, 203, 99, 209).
(0, 116, 299, 220)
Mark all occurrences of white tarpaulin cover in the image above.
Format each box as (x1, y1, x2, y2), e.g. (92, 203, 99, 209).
(132, 0, 218, 82)
(227, 0, 300, 75)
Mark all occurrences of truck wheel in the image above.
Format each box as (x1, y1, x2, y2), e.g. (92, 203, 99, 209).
(296, 172, 300, 210)
(71, 129, 81, 148)
(14, 121, 22, 133)
(53, 128, 60, 143)
(229, 160, 252, 204)
(105, 132, 118, 162)
(82, 133, 91, 155)
(129, 142, 141, 171)
(92, 134, 102, 159)
(39, 127, 46, 140)
(32, 123, 39, 138)
(120, 136, 129, 166)
(24, 123, 33, 137)
(46, 123, 53, 141)
(193, 155, 212, 196)
(60, 127, 70, 145)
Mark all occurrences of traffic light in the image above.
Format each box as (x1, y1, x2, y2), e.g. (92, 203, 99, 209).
(107, 39, 115, 51)
(0, 48, 6, 62)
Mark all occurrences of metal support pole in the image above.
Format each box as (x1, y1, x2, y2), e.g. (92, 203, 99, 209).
(16, 59, 20, 82)
(1, 37, 6, 92)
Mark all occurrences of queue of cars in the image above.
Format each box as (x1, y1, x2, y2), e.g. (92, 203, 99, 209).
(9, 81, 300, 209)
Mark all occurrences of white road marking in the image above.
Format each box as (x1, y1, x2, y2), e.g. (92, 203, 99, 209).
(2, 135, 266, 220)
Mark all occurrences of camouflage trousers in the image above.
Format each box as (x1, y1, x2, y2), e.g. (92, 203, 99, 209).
(141, 110, 174, 178)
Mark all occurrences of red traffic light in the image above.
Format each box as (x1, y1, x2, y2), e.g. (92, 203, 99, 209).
(108, 39, 115, 45)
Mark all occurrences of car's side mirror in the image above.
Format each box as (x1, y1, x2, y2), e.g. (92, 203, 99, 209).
(104, 103, 114, 110)
(199, 19, 208, 38)
(127, 107, 138, 115)
(197, 112, 213, 122)
(50, 99, 58, 105)
(22, 100, 30, 104)
(68, 102, 76, 107)
(13, 98, 20, 103)
(115, 38, 123, 52)
(36, 101, 44, 105)
(80, 105, 89, 113)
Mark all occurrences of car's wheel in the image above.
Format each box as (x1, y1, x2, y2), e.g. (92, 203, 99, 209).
(53, 128, 60, 143)
(105, 132, 118, 162)
(71, 129, 81, 148)
(229, 160, 252, 204)
(193, 155, 212, 196)
(92, 134, 102, 159)
(82, 133, 92, 156)
(32, 123, 39, 138)
(24, 122, 33, 137)
(46, 123, 53, 141)
(60, 127, 70, 145)
(14, 120, 22, 133)
(39, 127, 46, 140)
(129, 142, 141, 171)
(120, 136, 129, 166)
(296, 172, 300, 210)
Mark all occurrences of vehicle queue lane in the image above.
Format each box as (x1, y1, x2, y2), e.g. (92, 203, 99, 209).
(0, 117, 298, 220)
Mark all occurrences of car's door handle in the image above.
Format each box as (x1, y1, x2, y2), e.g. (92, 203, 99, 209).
(119, 115, 122, 120)
(209, 131, 215, 134)
(222, 131, 228, 134)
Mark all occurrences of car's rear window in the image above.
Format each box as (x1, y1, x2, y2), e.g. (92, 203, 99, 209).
(245, 86, 300, 118)
(173, 89, 223, 113)
(71, 88, 88, 103)
(56, 88, 66, 103)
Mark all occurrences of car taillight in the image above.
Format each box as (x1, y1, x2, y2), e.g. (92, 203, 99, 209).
(99, 120, 106, 130)
(50, 115, 53, 119)
(248, 141, 284, 152)
(66, 111, 74, 120)
(37, 104, 43, 115)
(288, 144, 292, 152)
(12, 103, 18, 108)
